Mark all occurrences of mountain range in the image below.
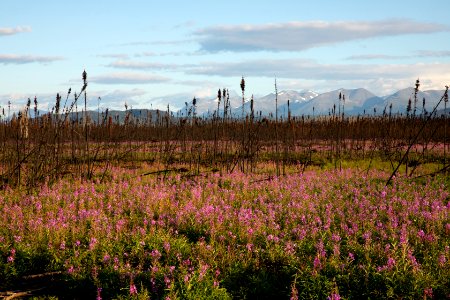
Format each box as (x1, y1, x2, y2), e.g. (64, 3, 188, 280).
(181, 87, 448, 118)
(12, 87, 448, 122)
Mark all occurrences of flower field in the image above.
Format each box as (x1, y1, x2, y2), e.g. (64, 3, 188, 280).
(1, 166, 448, 299)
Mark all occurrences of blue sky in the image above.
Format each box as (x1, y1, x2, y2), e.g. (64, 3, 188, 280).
(1, 0, 449, 111)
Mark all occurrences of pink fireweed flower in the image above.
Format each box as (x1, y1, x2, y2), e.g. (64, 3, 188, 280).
(418, 229, 425, 239)
(331, 234, 341, 243)
(182, 258, 191, 266)
(313, 256, 322, 270)
(362, 232, 371, 241)
(7, 248, 16, 263)
(348, 252, 355, 261)
(387, 257, 396, 268)
(129, 284, 138, 295)
(438, 254, 446, 267)
(267, 234, 274, 242)
(89, 237, 97, 250)
(290, 282, 299, 300)
(163, 241, 171, 252)
(424, 287, 433, 298)
(151, 249, 161, 260)
(199, 263, 209, 281)
(377, 257, 396, 272)
(184, 274, 190, 283)
(333, 244, 340, 257)
(164, 275, 172, 288)
(407, 250, 420, 270)
(113, 257, 119, 270)
(284, 242, 296, 255)
(316, 240, 326, 258)
(96, 287, 102, 300)
(328, 293, 341, 300)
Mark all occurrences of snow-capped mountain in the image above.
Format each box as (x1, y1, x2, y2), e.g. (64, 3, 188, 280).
(286, 88, 383, 116)
(236, 90, 318, 116)
(169, 87, 448, 118)
(381, 88, 445, 115)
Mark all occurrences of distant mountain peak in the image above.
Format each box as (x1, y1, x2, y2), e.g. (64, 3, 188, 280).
(170, 87, 446, 117)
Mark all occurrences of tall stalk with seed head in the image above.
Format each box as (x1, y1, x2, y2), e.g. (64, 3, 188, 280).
(413, 79, 420, 118)
(274, 78, 280, 176)
(444, 86, 448, 169)
(240, 77, 246, 171)
(241, 77, 245, 121)
(82, 70, 90, 179)
(214, 89, 221, 164)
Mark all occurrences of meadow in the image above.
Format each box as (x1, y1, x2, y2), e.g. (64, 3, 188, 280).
(0, 74, 449, 299)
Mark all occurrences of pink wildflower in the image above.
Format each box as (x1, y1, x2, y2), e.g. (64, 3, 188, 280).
(129, 284, 138, 295)
(348, 252, 355, 261)
(438, 254, 446, 267)
(328, 293, 341, 300)
(164, 275, 172, 288)
(313, 256, 321, 270)
(151, 249, 161, 260)
(418, 229, 425, 239)
(163, 241, 171, 252)
(424, 287, 433, 298)
(96, 287, 102, 300)
(89, 237, 97, 250)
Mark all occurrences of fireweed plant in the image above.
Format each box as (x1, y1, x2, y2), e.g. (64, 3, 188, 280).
(0, 167, 448, 299)
(0, 74, 449, 298)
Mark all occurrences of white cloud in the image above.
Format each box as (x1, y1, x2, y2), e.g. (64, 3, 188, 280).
(172, 20, 196, 30)
(346, 54, 408, 60)
(195, 19, 449, 52)
(90, 88, 148, 109)
(97, 53, 130, 59)
(0, 26, 31, 36)
(0, 89, 150, 112)
(0, 92, 64, 114)
(107, 60, 184, 70)
(90, 72, 171, 85)
(0, 54, 64, 64)
(417, 50, 450, 57)
(184, 59, 450, 96)
(187, 59, 450, 81)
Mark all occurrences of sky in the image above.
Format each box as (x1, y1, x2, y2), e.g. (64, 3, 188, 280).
(1, 0, 450, 112)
